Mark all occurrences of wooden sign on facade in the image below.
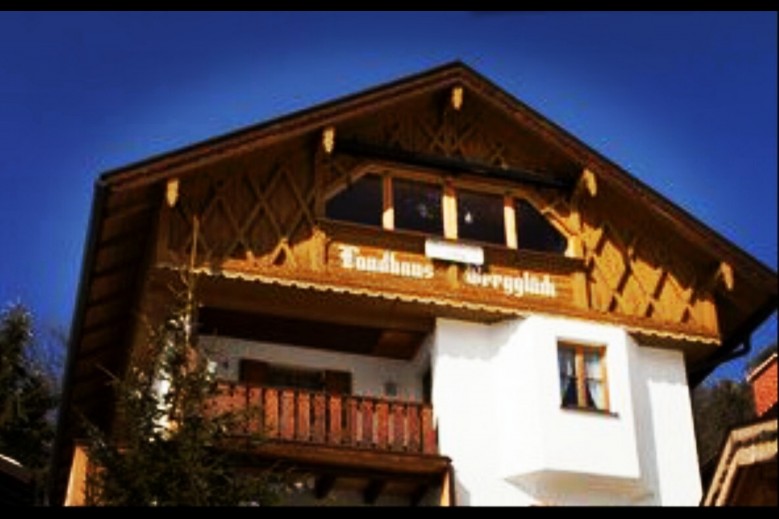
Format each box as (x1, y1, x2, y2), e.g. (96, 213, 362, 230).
(326, 239, 564, 305)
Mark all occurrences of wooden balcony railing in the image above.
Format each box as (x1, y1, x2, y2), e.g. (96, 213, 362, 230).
(210, 383, 438, 455)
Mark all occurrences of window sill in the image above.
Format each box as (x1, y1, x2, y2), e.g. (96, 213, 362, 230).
(560, 404, 619, 418)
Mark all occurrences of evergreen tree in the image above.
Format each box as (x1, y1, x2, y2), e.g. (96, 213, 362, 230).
(0, 303, 58, 502)
(692, 378, 755, 467)
(84, 275, 285, 506)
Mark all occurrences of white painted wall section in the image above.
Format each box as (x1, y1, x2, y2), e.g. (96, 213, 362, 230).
(632, 344, 702, 505)
(199, 335, 428, 401)
(430, 315, 701, 506)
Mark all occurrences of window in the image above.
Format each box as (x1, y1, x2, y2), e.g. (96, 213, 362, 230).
(557, 343, 608, 411)
(515, 199, 567, 254)
(457, 189, 505, 245)
(239, 359, 352, 394)
(393, 178, 443, 235)
(322, 170, 568, 256)
(325, 174, 382, 227)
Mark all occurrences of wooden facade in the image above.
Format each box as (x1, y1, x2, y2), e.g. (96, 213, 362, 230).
(53, 62, 778, 505)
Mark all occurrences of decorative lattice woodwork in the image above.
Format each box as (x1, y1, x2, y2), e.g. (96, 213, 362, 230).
(166, 144, 316, 270)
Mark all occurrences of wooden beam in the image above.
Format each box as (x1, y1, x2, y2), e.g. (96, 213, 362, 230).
(439, 466, 453, 506)
(92, 255, 142, 279)
(718, 262, 735, 291)
(574, 168, 597, 198)
(363, 479, 386, 504)
(238, 441, 451, 477)
(503, 194, 517, 249)
(81, 297, 127, 331)
(450, 85, 464, 111)
(88, 269, 136, 304)
(64, 443, 90, 506)
(165, 178, 179, 208)
(443, 180, 457, 240)
(336, 138, 574, 191)
(98, 213, 154, 248)
(93, 234, 145, 273)
(698, 261, 736, 299)
(382, 174, 394, 230)
(322, 126, 336, 154)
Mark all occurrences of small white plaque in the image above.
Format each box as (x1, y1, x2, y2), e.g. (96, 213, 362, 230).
(424, 239, 484, 266)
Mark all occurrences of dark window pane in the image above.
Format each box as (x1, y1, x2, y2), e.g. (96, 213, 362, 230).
(516, 199, 567, 254)
(394, 179, 443, 235)
(325, 174, 382, 227)
(266, 365, 326, 391)
(457, 190, 505, 245)
(558, 347, 577, 407)
(562, 376, 579, 407)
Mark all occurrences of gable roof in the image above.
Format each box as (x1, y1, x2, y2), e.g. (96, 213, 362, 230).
(103, 61, 775, 277)
(97, 59, 776, 350)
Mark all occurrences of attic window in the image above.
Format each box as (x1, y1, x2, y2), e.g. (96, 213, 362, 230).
(457, 189, 504, 245)
(325, 174, 382, 227)
(515, 199, 567, 254)
(323, 170, 568, 256)
(393, 178, 443, 236)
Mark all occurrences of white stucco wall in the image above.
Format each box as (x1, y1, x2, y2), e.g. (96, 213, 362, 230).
(199, 335, 428, 401)
(629, 341, 702, 505)
(430, 315, 701, 506)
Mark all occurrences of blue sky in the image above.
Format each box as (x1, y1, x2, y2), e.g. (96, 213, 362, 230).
(0, 12, 775, 383)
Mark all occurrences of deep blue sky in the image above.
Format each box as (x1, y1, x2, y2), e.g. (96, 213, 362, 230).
(0, 12, 775, 383)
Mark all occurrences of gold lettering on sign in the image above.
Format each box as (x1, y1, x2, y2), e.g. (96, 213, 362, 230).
(337, 245, 434, 279)
(463, 268, 557, 298)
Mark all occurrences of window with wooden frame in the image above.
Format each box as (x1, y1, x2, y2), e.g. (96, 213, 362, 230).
(515, 199, 567, 254)
(324, 173, 383, 228)
(456, 189, 505, 245)
(323, 169, 568, 254)
(557, 342, 609, 412)
(392, 177, 444, 235)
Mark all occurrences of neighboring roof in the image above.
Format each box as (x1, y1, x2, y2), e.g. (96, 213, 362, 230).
(0, 454, 31, 484)
(701, 418, 778, 506)
(0, 453, 34, 507)
(747, 351, 778, 384)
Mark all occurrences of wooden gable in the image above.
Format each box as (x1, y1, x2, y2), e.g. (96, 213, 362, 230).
(71, 62, 778, 386)
(131, 63, 774, 357)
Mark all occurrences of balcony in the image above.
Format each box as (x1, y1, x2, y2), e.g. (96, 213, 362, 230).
(212, 382, 438, 455)
(210, 383, 449, 504)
